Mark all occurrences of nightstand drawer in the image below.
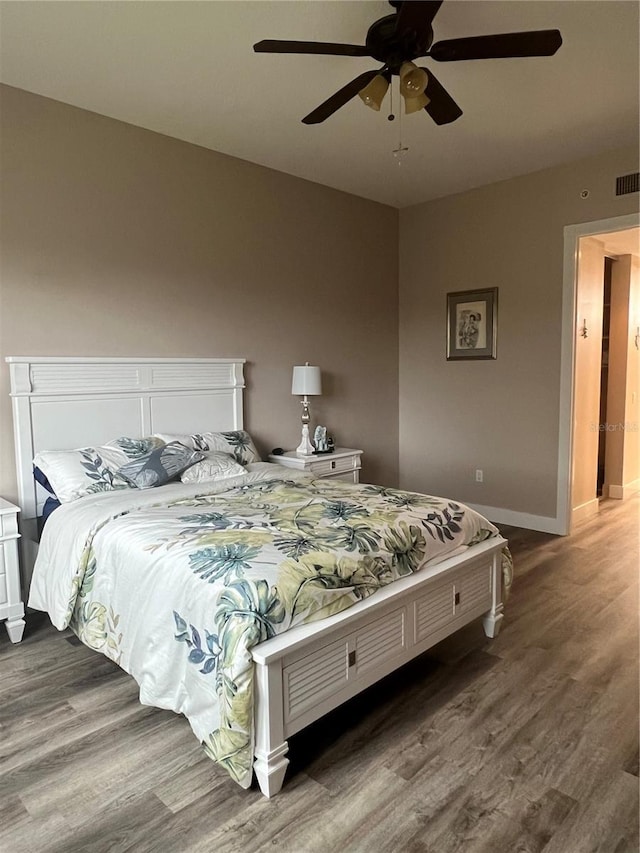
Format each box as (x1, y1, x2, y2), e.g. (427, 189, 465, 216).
(268, 447, 363, 483)
(308, 455, 359, 476)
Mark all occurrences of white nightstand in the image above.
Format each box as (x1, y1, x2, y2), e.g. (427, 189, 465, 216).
(268, 447, 363, 483)
(0, 498, 25, 643)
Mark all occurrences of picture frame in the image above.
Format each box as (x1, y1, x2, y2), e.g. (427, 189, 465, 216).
(446, 287, 498, 360)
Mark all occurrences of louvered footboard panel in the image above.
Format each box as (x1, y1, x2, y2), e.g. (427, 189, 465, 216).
(353, 608, 406, 676)
(283, 638, 347, 723)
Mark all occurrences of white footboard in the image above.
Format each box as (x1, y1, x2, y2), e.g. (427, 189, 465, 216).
(251, 536, 505, 797)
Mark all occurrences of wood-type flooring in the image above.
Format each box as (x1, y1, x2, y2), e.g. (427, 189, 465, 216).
(1, 494, 638, 852)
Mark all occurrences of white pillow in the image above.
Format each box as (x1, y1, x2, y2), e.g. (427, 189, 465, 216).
(33, 436, 164, 503)
(154, 430, 261, 466)
(180, 451, 247, 484)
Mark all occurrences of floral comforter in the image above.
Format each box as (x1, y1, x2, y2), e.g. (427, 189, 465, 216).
(29, 464, 512, 789)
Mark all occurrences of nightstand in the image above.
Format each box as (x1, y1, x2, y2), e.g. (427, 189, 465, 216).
(268, 447, 363, 483)
(0, 498, 25, 643)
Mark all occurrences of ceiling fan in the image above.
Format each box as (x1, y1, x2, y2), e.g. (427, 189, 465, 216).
(253, 0, 562, 126)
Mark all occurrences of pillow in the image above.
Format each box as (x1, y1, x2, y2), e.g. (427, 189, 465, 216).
(180, 451, 247, 484)
(37, 496, 62, 538)
(104, 435, 166, 458)
(117, 442, 205, 489)
(154, 430, 261, 466)
(32, 436, 165, 504)
(33, 445, 133, 504)
(33, 466, 56, 495)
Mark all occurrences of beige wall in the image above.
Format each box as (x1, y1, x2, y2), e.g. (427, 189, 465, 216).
(572, 236, 604, 516)
(605, 254, 640, 495)
(0, 85, 399, 503)
(399, 146, 640, 521)
(2, 84, 638, 525)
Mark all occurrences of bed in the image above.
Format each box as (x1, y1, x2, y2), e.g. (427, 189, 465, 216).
(7, 356, 511, 797)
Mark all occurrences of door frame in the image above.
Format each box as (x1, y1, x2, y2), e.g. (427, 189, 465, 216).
(557, 212, 640, 534)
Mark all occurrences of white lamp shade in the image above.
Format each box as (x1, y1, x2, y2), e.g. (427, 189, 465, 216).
(291, 365, 322, 396)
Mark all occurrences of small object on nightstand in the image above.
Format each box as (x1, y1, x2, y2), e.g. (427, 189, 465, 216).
(0, 498, 25, 643)
(314, 425, 328, 452)
(271, 447, 284, 456)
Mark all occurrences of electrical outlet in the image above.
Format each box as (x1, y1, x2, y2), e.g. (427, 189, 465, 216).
(475, 469, 483, 483)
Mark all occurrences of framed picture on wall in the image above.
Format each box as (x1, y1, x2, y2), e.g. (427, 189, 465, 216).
(446, 288, 498, 360)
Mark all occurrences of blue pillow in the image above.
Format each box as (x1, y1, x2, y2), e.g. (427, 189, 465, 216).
(117, 442, 204, 489)
(37, 495, 61, 537)
(34, 465, 56, 495)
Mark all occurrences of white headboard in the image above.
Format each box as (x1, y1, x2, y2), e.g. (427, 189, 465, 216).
(7, 356, 246, 520)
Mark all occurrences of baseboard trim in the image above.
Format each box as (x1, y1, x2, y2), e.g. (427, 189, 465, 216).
(465, 503, 564, 535)
(571, 499, 600, 527)
(605, 480, 640, 500)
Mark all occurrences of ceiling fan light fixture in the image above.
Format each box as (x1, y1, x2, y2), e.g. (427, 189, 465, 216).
(399, 61, 429, 98)
(357, 73, 389, 111)
(255, 4, 561, 127)
(404, 92, 431, 114)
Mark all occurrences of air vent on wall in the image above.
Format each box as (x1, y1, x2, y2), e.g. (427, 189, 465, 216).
(615, 172, 639, 196)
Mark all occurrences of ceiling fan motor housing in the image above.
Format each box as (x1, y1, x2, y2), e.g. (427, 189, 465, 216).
(366, 14, 434, 72)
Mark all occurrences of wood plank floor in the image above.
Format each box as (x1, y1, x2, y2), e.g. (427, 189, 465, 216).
(1, 495, 638, 852)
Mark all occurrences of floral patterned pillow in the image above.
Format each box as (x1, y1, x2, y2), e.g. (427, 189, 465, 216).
(118, 442, 205, 490)
(180, 451, 247, 484)
(33, 446, 131, 503)
(105, 435, 165, 459)
(154, 430, 261, 466)
(33, 436, 165, 503)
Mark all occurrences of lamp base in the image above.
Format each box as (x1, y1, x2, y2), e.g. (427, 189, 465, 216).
(296, 424, 315, 456)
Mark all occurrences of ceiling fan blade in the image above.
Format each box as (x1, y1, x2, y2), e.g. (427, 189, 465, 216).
(395, 1, 443, 39)
(430, 29, 562, 62)
(253, 39, 370, 57)
(302, 70, 380, 124)
(421, 68, 462, 125)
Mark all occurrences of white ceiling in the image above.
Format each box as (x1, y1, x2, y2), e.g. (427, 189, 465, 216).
(1, 1, 638, 208)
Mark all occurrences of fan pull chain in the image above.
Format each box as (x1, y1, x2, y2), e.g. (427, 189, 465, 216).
(392, 78, 409, 164)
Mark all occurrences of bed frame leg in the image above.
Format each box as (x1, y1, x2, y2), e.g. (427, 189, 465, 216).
(483, 552, 505, 639)
(253, 657, 289, 797)
(483, 604, 504, 638)
(254, 742, 289, 798)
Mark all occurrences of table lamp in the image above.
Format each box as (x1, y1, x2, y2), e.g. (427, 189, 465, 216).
(291, 363, 322, 456)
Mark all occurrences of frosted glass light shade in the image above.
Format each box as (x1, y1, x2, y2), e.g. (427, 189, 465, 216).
(404, 92, 430, 114)
(358, 74, 389, 111)
(399, 62, 428, 98)
(291, 365, 322, 396)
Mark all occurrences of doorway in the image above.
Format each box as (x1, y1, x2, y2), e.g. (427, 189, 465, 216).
(557, 214, 640, 535)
